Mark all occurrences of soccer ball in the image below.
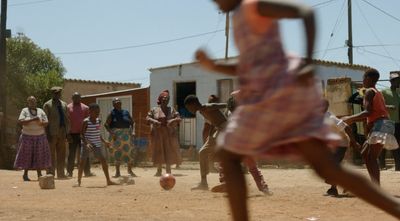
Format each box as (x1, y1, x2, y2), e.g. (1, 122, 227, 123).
(159, 173, 176, 190)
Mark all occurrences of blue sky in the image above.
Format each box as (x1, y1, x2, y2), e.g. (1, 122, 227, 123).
(7, 0, 400, 88)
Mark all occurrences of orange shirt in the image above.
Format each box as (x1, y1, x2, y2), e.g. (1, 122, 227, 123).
(366, 88, 389, 124)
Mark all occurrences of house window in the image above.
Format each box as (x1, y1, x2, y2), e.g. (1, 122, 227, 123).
(175, 82, 196, 118)
(217, 79, 233, 103)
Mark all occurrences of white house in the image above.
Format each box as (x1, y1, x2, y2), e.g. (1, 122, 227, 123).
(149, 57, 369, 149)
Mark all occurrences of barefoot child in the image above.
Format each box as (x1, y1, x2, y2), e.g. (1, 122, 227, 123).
(184, 95, 270, 193)
(212, 91, 271, 194)
(77, 103, 116, 186)
(196, 0, 400, 220)
(342, 69, 399, 185)
(322, 99, 361, 196)
(184, 95, 228, 190)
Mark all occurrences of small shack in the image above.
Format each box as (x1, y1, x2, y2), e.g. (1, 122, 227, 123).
(81, 87, 151, 152)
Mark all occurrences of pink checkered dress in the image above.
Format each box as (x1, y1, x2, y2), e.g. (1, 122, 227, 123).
(217, 1, 340, 158)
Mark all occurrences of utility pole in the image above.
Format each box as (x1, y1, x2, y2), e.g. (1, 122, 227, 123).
(0, 0, 8, 162)
(224, 12, 229, 59)
(347, 0, 353, 65)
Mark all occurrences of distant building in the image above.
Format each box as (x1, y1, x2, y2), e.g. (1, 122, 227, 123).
(4, 78, 141, 146)
(149, 57, 370, 149)
(80, 87, 150, 141)
(62, 78, 140, 103)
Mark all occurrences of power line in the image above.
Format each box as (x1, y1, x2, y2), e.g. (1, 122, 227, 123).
(55, 29, 225, 55)
(360, 0, 400, 24)
(361, 48, 400, 62)
(355, 44, 400, 48)
(313, 46, 346, 55)
(311, 0, 338, 8)
(205, 14, 224, 47)
(9, 0, 53, 7)
(321, 0, 346, 59)
(355, 0, 400, 68)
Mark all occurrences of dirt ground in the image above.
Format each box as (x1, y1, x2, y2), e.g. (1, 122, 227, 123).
(0, 162, 399, 221)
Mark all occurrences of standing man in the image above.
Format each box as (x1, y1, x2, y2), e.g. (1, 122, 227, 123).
(43, 86, 70, 179)
(380, 71, 400, 171)
(66, 92, 94, 177)
(104, 98, 136, 177)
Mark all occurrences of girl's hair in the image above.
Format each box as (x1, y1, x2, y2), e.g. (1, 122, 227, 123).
(89, 103, 100, 110)
(208, 94, 219, 103)
(184, 95, 200, 106)
(364, 68, 380, 82)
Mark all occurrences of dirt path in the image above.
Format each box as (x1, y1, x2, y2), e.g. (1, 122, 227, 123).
(0, 163, 398, 221)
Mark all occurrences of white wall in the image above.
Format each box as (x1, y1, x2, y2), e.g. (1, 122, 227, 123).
(150, 62, 365, 148)
(150, 63, 237, 148)
(315, 65, 364, 84)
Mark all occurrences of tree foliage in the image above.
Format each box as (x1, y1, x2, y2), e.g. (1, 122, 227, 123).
(6, 34, 65, 108)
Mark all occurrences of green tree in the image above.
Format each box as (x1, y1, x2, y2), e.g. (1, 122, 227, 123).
(6, 33, 65, 108)
(0, 34, 65, 169)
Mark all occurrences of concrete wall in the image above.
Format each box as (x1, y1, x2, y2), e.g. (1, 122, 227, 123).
(315, 64, 364, 86)
(149, 63, 239, 148)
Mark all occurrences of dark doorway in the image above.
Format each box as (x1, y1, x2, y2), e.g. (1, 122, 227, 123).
(175, 82, 196, 118)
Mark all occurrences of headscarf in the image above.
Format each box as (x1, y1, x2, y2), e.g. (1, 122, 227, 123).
(157, 90, 170, 105)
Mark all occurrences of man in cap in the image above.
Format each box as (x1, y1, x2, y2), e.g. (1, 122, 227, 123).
(105, 97, 136, 177)
(66, 92, 94, 177)
(43, 86, 70, 178)
(380, 71, 400, 171)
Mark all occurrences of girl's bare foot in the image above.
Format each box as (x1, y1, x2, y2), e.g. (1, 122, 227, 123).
(107, 180, 118, 185)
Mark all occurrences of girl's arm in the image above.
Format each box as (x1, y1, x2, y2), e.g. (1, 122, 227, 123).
(257, 0, 315, 64)
(39, 109, 49, 127)
(205, 103, 228, 110)
(195, 50, 237, 76)
(104, 113, 117, 138)
(18, 117, 39, 125)
(80, 120, 89, 146)
(146, 109, 161, 126)
(18, 109, 39, 125)
(342, 89, 375, 125)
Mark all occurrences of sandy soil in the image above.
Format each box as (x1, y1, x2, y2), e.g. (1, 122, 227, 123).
(0, 162, 399, 221)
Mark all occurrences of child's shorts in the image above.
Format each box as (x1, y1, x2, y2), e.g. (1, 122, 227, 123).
(366, 119, 398, 150)
(81, 143, 105, 159)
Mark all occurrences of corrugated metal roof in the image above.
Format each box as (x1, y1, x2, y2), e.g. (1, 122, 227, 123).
(149, 57, 371, 71)
(65, 78, 140, 86)
(82, 87, 148, 98)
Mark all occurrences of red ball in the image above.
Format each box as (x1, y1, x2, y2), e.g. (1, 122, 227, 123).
(159, 173, 176, 190)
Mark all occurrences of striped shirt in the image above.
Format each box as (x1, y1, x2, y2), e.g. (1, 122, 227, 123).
(84, 118, 102, 148)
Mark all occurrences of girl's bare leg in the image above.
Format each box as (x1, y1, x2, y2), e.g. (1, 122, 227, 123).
(363, 144, 383, 185)
(296, 139, 400, 218)
(155, 164, 162, 176)
(219, 149, 248, 221)
(166, 164, 172, 174)
(77, 158, 86, 186)
(99, 157, 116, 185)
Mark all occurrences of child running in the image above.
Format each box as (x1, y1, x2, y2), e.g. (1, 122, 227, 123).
(76, 103, 117, 187)
(322, 99, 360, 196)
(195, 0, 400, 220)
(342, 69, 399, 185)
